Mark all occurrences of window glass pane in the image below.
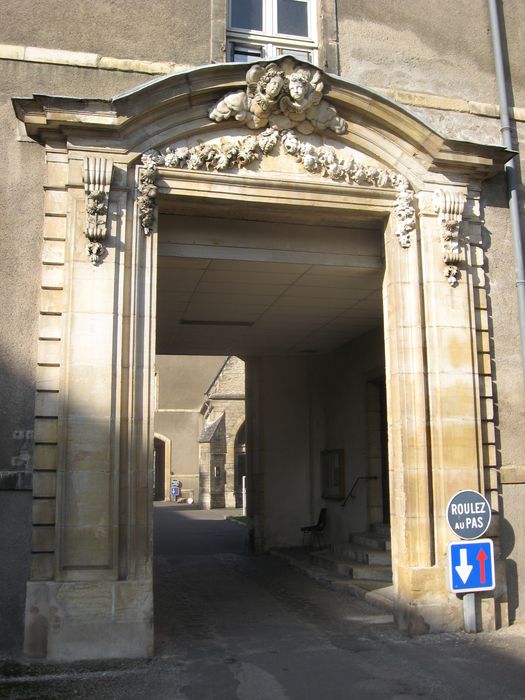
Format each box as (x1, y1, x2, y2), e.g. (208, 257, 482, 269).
(232, 43, 264, 62)
(230, 0, 263, 31)
(277, 0, 308, 36)
(276, 47, 311, 62)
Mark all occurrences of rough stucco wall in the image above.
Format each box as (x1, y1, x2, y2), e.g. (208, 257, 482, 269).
(156, 412, 201, 481)
(483, 175, 525, 468)
(0, 0, 212, 65)
(337, 0, 500, 103)
(483, 161, 525, 623)
(502, 483, 525, 624)
(499, 0, 525, 106)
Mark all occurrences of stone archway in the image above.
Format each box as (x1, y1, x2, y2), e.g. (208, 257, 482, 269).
(14, 57, 511, 660)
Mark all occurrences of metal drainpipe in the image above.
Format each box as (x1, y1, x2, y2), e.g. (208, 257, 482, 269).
(487, 0, 525, 386)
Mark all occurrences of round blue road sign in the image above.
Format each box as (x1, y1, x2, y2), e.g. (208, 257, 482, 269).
(446, 490, 491, 540)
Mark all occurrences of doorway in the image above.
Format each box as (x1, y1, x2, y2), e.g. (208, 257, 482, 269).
(155, 192, 386, 552)
(234, 421, 247, 509)
(153, 437, 166, 501)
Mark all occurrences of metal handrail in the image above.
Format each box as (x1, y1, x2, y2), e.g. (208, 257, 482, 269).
(340, 476, 378, 508)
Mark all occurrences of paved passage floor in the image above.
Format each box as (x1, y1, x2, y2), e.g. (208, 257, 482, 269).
(2, 504, 525, 699)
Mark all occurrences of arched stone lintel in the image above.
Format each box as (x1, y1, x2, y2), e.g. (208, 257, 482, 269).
(13, 59, 511, 185)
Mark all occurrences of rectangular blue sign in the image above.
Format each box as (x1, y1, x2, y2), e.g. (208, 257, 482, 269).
(448, 539, 495, 593)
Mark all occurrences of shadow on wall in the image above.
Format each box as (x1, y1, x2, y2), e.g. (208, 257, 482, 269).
(480, 179, 521, 625)
(0, 358, 34, 658)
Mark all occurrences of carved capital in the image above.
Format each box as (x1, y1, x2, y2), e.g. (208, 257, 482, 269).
(394, 178, 416, 249)
(82, 157, 113, 264)
(433, 189, 466, 286)
(138, 154, 160, 236)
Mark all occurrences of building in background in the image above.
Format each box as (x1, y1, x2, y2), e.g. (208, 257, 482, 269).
(152, 355, 245, 508)
(199, 356, 246, 509)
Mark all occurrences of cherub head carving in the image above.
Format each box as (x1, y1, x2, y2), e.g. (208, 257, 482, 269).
(258, 68, 286, 100)
(288, 72, 310, 102)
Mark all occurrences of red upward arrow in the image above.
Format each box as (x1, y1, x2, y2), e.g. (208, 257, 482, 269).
(476, 548, 488, 583)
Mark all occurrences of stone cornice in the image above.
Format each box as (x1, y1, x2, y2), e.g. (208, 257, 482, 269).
(12, 58, 513, 180)
(4, 42, 525, 124)
(4, 43, 525, 124)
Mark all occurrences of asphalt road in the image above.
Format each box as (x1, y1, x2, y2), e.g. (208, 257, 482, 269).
(2, 504, 525, 699)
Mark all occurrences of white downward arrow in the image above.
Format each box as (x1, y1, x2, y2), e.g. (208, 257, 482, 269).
(455, 548, 473, 583)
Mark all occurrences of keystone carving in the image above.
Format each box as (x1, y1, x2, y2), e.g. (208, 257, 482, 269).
(82, 157, 114, 264)
(209, 59, 348, 136)
(139, 132, 415, 246)
(433, 189, 466, 286)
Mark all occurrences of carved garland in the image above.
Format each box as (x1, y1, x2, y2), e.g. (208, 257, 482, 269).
(82, 157, 114, 265)
(138, 129, 416, 247)
(433, 189, 466, 286)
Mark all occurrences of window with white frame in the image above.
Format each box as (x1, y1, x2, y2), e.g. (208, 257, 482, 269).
(227, 0, 317, 64)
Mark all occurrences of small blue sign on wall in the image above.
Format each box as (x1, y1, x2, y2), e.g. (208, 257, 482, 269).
(170, 486, 180, 497)
(448, 539, 495, 593)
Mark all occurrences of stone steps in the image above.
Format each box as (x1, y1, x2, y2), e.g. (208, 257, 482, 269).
(269, 546, 394, 615)
(350, 532, 391, 552)
(330, 542, 392, 566)
(269, 524, 393, 612)
(322, 524, 393, 584)
(310, 549, 393, 581)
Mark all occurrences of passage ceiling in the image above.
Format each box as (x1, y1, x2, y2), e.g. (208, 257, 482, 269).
(156, 200, 384, 356)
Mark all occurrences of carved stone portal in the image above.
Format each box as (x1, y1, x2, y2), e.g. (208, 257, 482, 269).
(209, 59, 348, 136)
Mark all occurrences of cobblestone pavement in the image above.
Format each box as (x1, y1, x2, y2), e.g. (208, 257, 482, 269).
(2, 505, 525, 699)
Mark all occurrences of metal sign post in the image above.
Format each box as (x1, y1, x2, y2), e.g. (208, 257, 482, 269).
(170, 478, 181, 501)
(448, 540, 495, 593)
(446, 490, 494, 633)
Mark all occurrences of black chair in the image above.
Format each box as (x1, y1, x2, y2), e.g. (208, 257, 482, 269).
(301, 507, 327, 548)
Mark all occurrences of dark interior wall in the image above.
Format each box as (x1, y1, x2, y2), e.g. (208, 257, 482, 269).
(248, 356, 312, 548)
(319, 327, 385, 542)
(247, 329, 384, 549)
